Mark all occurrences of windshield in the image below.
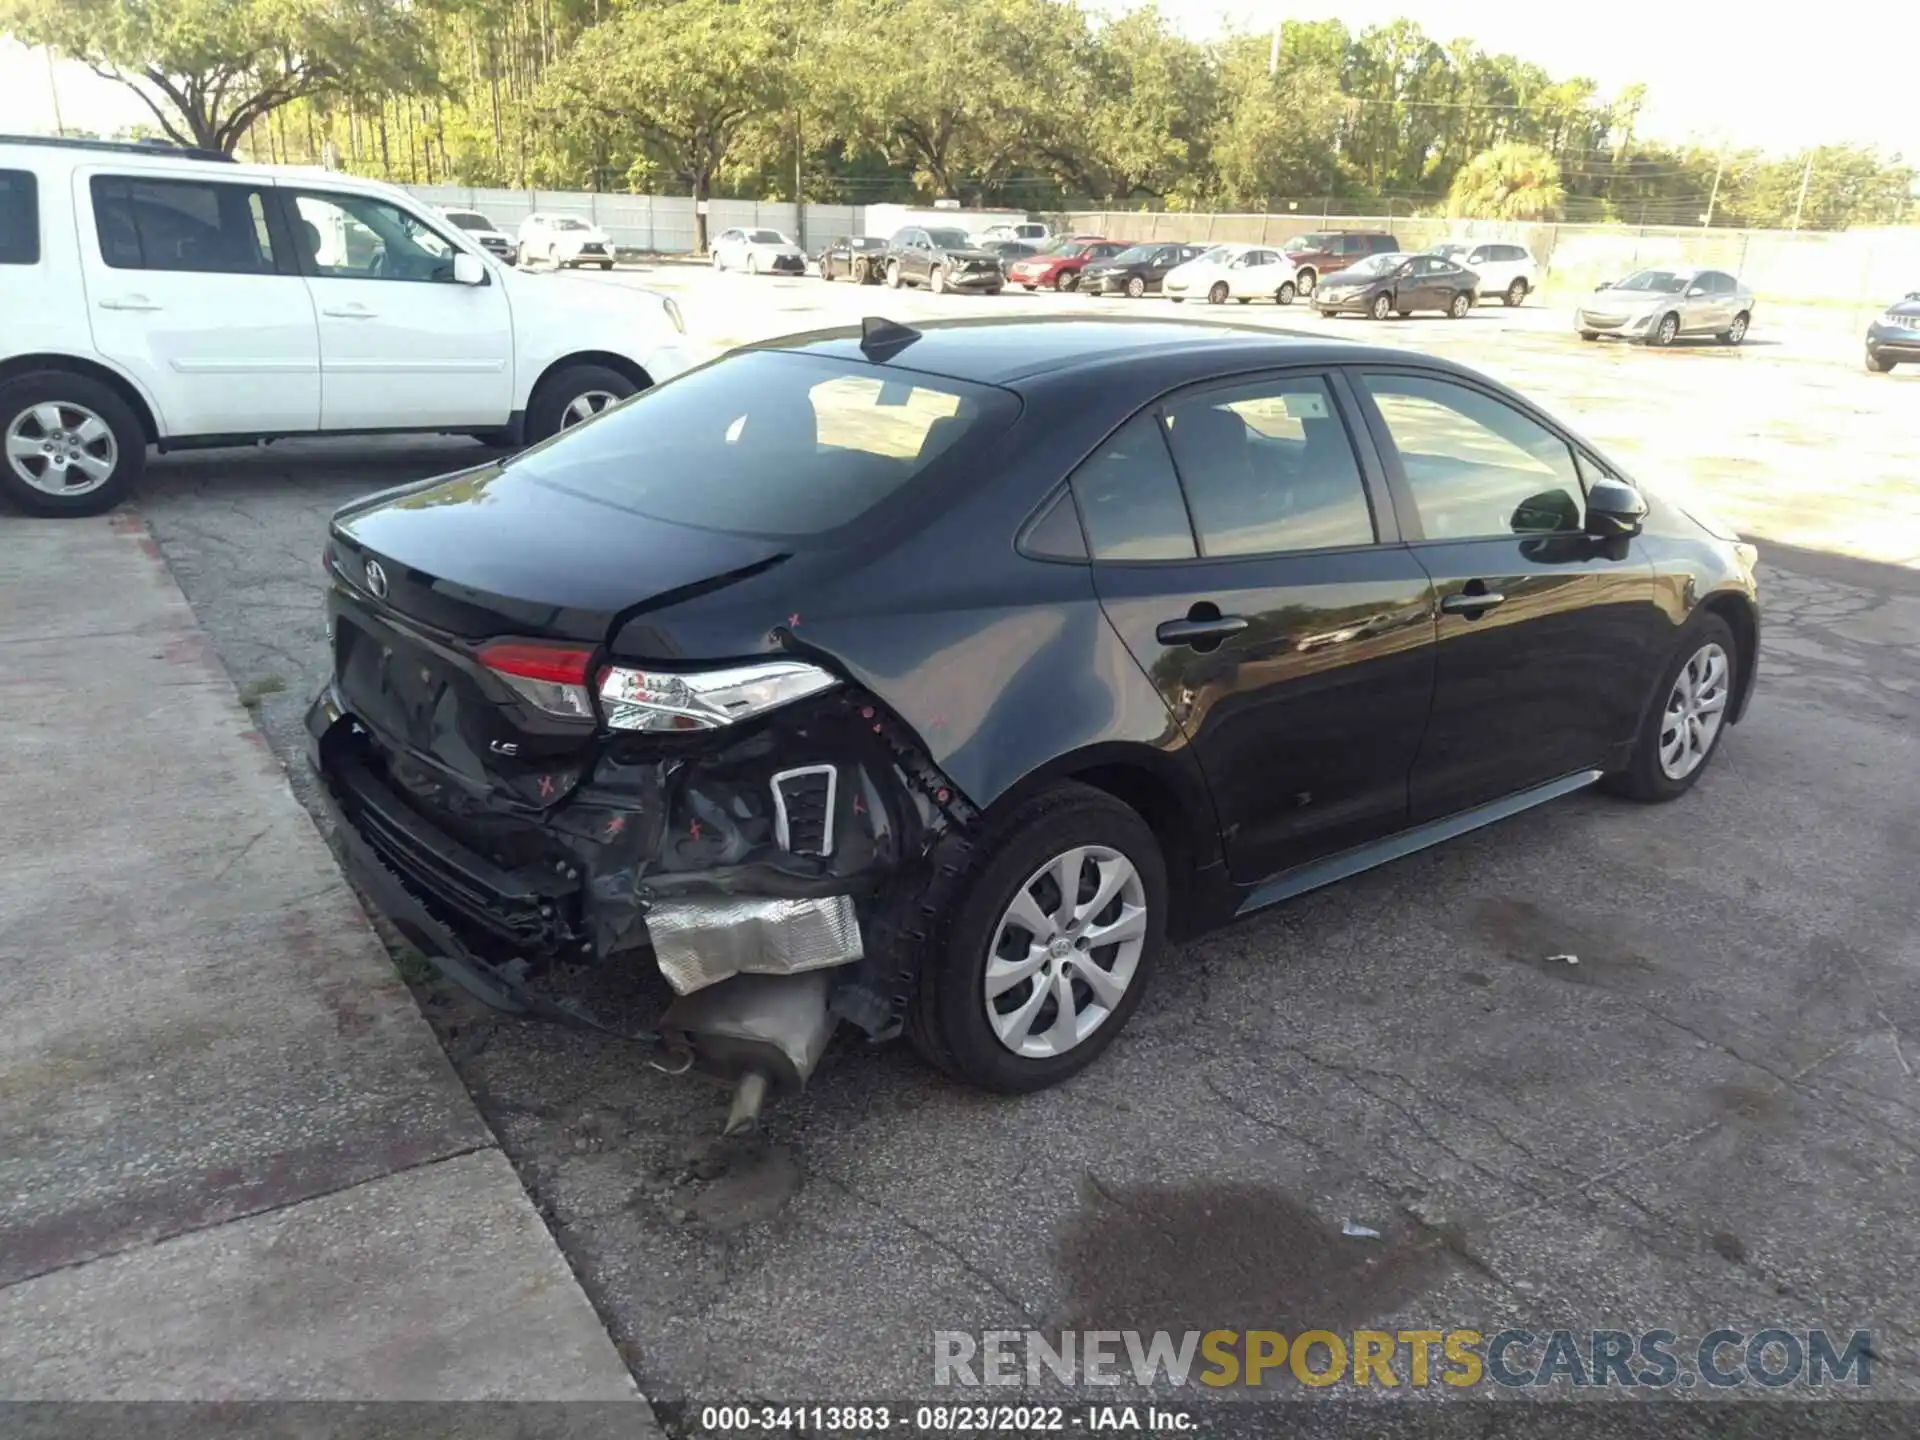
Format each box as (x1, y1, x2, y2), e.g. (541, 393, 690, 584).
(747, 229, 789, 245)
(505, 352, 1019, 540)
(549, 217, 590, 232)
(850, 237, 885, 250)
(1043, 240, 1091, 257)
(1342, 253, 1406, 278)
(1284, 233, 1334, 252)
(1111, 244, 1156, 263)
(1428, 243, 1467, 258)
(1613, 269, 1691, 294)
(926, 228, 972, 248)
(445, 212, 493, 232)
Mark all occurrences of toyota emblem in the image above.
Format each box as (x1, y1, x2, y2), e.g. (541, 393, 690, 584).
(364, 559, 389, 599)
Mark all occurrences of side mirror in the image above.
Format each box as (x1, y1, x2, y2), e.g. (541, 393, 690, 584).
(1686, 285, 1705, 297)
(1586, 477, 1648, 539)
(453, 252, 487, 285)
(1594, 281, 1611, 291)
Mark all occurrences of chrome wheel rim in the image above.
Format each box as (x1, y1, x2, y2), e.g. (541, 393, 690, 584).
(6, 401, 118, 497)
(1730, 314, 1748, 343)
(1373, 295, 1391, 319)
(984, 845, 1147, 1059)
(1659, 641, 1731, 780)
(1658, 315, 1677, 344)
(561, 391, 619, 429)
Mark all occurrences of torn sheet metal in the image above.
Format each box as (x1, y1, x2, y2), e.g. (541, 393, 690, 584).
(648, 893, 864, 995)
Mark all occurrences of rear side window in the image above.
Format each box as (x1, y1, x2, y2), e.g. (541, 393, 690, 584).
(1071, 412, 1196, 561)
(1162, 377, 1375, 556)
(91, 176, 277, 274)
(0, 170, 38, 265)
(508, 350, 1017, 540)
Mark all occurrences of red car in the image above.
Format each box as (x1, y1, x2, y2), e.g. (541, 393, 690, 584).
(1004, 237, 1126, 292)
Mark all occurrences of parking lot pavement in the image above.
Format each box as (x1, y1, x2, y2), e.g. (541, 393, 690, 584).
(129, 276, 1920, 1410)
(0, 517, 647, 1408)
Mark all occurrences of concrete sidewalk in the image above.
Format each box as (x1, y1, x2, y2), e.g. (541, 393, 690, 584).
(0, 514, 651, 1411)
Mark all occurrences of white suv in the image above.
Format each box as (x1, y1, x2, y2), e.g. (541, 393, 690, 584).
(0, 136, 692, 516)
(1428, 240, 1541, 306)
(515, 212, 616, 270)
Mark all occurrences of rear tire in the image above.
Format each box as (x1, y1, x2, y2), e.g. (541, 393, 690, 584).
(525, 363, 640, 444)
(906, 782, 1167, 1093)
(0, 370, 146, 517)
(1504, 279, 1529, 307)
(1448, 290, 1472, 318)
(1720, 311, 1750, 345)
(1605, 614, 1739, 803)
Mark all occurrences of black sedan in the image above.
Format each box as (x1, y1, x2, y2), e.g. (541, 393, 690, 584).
(308, 317, 1760, 1126)
(817, 235, 889, 284)
(1313, 251, 1479, 319)
(1865, 291, 1920, 373)
(1080, 242, 1207, 298)
(979, 239, 1040, 269)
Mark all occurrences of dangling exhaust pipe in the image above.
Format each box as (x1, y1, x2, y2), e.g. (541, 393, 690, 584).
(659, 970, 840, 1135)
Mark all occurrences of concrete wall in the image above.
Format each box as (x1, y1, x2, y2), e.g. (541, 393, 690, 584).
(1061, 209, 1920, 305)
(401, 185, 863, 255)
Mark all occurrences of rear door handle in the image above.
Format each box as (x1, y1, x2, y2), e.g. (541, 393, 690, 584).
(1156, 615, 1249, 645)
(323, 304, 377, 319)
(1440, 589, 1506, 615)
(98, 296, 162, 312)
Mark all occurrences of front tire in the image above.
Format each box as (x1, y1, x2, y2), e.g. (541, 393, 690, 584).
(930, 265, 946, 295)
(1606, 614, 1739, 803)
(1057, 271, 1080, 292)
(1276, 281, 1296, 305)
(0, 371, 146, 517)
(1580, 330, 1599, 341)
(886, 260, 903, 289)
(1126, 276, 1146, 299)
(1866, 351, 1896, 373)
(1295, 268, 1317, 296)
(526, 363, 640, 444)
(1207, 281, 1229, 305)
(1370, 293, 1393, 321)
(1648, 312, 1680, 347)
(907, 782, 1167, 1092)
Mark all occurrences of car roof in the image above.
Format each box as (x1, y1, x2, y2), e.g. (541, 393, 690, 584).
(0, 136, 417, 201)
(752, 315, 1472, 387)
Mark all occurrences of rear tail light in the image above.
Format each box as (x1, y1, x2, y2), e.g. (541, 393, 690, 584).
(478, 640, 596, 719)
(598, 659, 837, 732)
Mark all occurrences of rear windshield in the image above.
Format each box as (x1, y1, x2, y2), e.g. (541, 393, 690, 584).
(506, 351, 1018, 540)
(445, 211, 493, 231)
(747, 229, 787, 244)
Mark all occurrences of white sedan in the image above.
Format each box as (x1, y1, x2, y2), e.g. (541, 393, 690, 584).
(516, 213, 616, 270)
(1162, 244, 1302, 305)
(711, 228, 808, 276)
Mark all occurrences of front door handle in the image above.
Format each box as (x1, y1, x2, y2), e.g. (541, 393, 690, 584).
(323, 304, 377, 319)
(1440, 588, 1506, 616)
(1157, 615, 1249, 646)
(98, 296, 162, 312)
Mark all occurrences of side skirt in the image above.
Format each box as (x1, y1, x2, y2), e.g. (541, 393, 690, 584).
(1234, 769, 1605, 918)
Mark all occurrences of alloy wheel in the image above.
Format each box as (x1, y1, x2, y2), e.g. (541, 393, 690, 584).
(1727, 313, 1749, 344)
(1658, 641, 1730, 780)
(1655, 313, 1678, 346)
(5, 400, 118, 497)
(561, 390, 620, 429)
(1372, 293, 1392, 320)
(983, 845, 1148, 1059)
(1127, 276, 1146, 298)
(1207, 281, 1229, 304)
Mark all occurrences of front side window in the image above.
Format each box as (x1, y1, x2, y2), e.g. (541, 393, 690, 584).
(506, 350, 1015, 541)
(1360, 372, 1584, 540)
(289, 192, 459, 282)
(1161, 377, 1375, 557)
(91, 176, 277, 274)
(0, 169, 37, 264)
(1071, 412, 1196, 562)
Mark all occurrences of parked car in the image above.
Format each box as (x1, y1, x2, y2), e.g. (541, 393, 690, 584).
(1576, 268, 1755, 347)
(818, 235, 888, 283)
(882, 226, 1005, 293)
(1278, 231, 1400, 295)
(712, 227, 807, 276)
(973, 221, 1051, 247)
(979, 239, 1040, 268)
(1004, 237, 1126, 292)
(1162, 243, 1301, 305)
(439, 207, 516, 265)
(1313, 252, 1480, 320)
(1080, 243, 1207, 298)
(1426, 240, 1539, 306)
(0, 135, 693, 516)
(306, 313, 1760, 1126)
(1863, 291, 1920, 373)
(516, 213, 615, 269)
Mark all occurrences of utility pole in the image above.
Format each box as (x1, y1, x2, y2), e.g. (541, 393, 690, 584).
(1269, 21, 1281, 75)
(1703, 144, 1727, 228)
(1790, 152, 1814, 233)
(44, 49, 64, 136)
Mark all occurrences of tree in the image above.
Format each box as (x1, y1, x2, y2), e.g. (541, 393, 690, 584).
(0, 0, 434, 153)
(1447, 141, 1565, 220)
(535, 0, 794, 248)
(1040, 8, 1213, 203)
(1205, 37, 1343, 209)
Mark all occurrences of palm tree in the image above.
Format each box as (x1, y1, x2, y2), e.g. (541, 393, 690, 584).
(1447, 143, 1565, 221)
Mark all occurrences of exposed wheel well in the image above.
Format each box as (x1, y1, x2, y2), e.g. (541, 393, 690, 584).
(0, 355, 159, 444)
(1702, 592, 1758, 722)
(530, 351, 653, 405)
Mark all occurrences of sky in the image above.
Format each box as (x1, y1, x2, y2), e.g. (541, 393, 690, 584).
(5, 2, 1919, 161)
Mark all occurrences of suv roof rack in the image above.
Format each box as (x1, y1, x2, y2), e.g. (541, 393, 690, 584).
(0, 133, 236, 164)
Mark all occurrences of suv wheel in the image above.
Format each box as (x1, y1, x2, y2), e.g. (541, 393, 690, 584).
(930, 265, 946, 294)
(1504, 278, 1529, 307)
(908, 782, 1167, 1092)
(1295, 268, 1317, 295)
(886, 260, 903, 289)
(0, 372, 145, 517)
(526, 363, 640, 443)
(1865, 352, 1895, 373)
(1606, 614, 1739, 802)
